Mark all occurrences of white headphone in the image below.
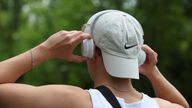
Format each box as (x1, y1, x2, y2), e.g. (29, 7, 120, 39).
(82, 10, 146, 66)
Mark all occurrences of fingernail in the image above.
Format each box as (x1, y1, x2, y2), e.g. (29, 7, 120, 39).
(83, 33, 92, 38)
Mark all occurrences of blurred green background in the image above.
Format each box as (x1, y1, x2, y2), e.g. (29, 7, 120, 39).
(0, 0, 191, 106)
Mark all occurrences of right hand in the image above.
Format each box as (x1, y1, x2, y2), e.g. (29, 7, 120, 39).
(139, 45, 159, 77)
(40, 30, 91, 62)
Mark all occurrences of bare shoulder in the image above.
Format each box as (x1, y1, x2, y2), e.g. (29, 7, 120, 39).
(154, 98, 184, 108)
(39, 84, 92, 107)
(0, 83, 92, 108)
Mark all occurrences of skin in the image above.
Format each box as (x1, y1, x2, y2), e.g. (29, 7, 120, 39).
(0, 30, 189, 108)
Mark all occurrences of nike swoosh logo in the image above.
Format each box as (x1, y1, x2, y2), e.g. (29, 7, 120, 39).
(124, 43, 138, 49)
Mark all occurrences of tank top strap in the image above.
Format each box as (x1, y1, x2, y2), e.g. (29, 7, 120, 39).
(86, 89, 160, 108)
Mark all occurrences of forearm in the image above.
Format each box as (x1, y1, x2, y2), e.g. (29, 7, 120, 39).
(147, 67, 189, 108)
(0, 45, 48, 83)
(0, 31, 89, 84)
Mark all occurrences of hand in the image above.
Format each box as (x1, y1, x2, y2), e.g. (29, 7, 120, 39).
(40, 30, 91, 62)
(139, 44, 158, 77)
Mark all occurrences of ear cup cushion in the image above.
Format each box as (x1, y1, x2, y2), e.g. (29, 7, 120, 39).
(82, 39, 94, 58)
(138, 50, 146, 66)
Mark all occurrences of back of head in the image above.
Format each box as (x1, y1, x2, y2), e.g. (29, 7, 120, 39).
(83, 10, 146, 79)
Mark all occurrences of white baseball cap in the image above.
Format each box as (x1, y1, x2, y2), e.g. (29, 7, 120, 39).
(91, 10, 144, 79)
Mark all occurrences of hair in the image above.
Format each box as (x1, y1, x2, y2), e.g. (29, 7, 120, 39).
(95, 46, 102, 56)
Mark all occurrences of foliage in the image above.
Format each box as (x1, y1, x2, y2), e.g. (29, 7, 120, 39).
(0, 0, 191, 106)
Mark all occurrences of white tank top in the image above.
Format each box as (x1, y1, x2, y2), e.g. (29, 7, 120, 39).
(87, 89, 160, 108)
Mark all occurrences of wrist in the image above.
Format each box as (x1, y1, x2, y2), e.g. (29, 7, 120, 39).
(145, 66, 161, 80)
(31, 44, 50, 67)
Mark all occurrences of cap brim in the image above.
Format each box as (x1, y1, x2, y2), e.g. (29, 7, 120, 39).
(102, 51, 139, 79)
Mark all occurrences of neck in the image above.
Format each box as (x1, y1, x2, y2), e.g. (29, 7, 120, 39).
(94, 72, 134, 92)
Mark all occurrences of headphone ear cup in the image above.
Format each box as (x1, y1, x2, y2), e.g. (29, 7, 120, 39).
(82, 10, 118, 59)
(82, 39, 94, 58)
(138, 50, 146, 66)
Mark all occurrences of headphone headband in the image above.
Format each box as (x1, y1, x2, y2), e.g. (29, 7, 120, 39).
(84, 10, 118, 34)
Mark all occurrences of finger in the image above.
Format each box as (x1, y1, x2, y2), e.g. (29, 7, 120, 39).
(57, 30, 69, 36)
(51, 30, 69, 41)
(154, 53, 158, 63)
(142, 45, 152, 54)
(141, 45, 151, 63)
(68, 30, 79, 34)
(69, 55, 87, 63)
(71, 33, 92, 47)
(142, 44, 158, 64)
(142, 45, 156, 56)
(83, 33, 92, 39)
(65, 31, 83, 38)
(59, 31, 83, 43)
(59, 31, 82, 40)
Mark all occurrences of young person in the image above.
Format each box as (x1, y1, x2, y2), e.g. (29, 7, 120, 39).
(0, 10, 189, 108)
